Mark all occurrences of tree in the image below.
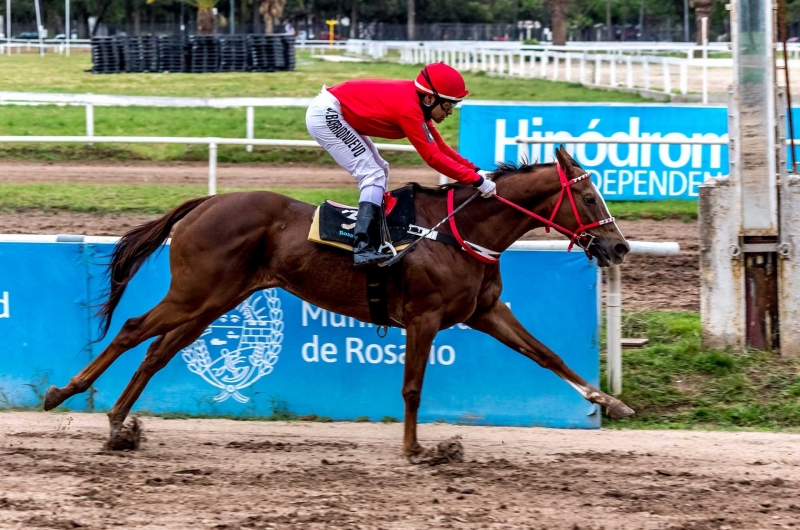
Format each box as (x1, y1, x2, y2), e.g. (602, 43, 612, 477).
(147, 0, 219, 34)
(407, 0, 415, 39)
(549, 0, 568, 44)
(691, 0, 713, 44)
(256, 0, 286, 33)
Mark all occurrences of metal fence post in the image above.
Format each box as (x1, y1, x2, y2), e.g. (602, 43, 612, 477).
(594, 56, 601, 85)
(246, 106, 254, 153)
(607, 264, 622, 395)
(626, 56, 633, 88)
(552, 54, 559, 81)
(565, 54, 572, 82)
(208, 143, 218, 196)
(702, 17, 709, 104)
(610, 57, 616, 86)
(85, 101, 94, 146)
(580, 53, 586, 84)
(680, 62, 688, 95)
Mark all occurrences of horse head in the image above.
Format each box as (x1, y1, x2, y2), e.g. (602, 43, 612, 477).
(549, 146, 630, 267)
(492, 146, 629, 268)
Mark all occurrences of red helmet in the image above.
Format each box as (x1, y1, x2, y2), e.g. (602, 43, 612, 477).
(414, 63, 470, 101)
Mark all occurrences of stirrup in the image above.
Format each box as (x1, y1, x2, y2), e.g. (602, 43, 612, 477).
(378, 241, 398, 257)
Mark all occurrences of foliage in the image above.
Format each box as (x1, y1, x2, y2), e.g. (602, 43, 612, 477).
(601, 312, 800, 431)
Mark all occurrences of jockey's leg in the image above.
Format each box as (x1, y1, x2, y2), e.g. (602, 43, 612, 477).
(306, 88, 389, 266)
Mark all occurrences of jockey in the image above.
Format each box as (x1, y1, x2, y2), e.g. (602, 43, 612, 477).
(306, 62, 496, 267)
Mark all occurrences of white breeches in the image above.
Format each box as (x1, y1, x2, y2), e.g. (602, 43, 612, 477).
(306, 86, 390, 206)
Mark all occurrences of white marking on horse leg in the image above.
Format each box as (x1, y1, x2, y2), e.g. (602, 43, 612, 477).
(566, 380, 591, 399)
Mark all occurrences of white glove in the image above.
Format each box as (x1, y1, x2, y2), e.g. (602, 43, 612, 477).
(474, 176, 497, 198)
(476, 169, 492, 179)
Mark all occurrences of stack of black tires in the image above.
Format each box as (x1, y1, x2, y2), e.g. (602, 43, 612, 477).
(91, 34, 297, 74)
(90, 37, 123, 74)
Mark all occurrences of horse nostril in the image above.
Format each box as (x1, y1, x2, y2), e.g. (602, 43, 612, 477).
(614, 242, 631, 256)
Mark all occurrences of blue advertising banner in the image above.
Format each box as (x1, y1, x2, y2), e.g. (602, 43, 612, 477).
(459, 103, 800, 201)
(1, 242, 600, 428)
(0, 243, 92, 411)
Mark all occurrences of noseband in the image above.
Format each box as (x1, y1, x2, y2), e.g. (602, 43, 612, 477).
(447, 162, 616, 264)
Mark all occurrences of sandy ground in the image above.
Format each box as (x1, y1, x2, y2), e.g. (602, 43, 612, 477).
(0, 161, 442, 189)
(1, 412, 798, 529)
(0, 162, 699, 312)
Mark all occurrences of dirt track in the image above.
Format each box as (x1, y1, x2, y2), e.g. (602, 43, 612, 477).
(0, 161, 699, 312)
(1, 412, 798, 530)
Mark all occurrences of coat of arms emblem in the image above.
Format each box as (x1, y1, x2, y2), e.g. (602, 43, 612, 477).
(180, 289, 283, 403)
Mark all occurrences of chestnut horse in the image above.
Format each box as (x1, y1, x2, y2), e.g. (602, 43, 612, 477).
(44, 147, 634, 453)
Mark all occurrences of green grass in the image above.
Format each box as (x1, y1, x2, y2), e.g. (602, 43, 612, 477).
(601, 312, 800, 431)
(608, 199, 697, 221)
(0, 183, 362, 214)
(0, 51, 651, 101)
(0, 182, 695, 220)
(0, 51, 648, 164)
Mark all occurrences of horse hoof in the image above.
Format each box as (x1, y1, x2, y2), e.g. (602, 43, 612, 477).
(606, 401, 635, 420)
(43, 386, 63, 411)
(104, 417, 144, 451)
(403, 444, 426, 458)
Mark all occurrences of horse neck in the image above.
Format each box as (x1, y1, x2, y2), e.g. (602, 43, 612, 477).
(450, 168, 563, 253)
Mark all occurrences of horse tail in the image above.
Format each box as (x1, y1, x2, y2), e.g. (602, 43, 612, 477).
(96, 196, 213, 341)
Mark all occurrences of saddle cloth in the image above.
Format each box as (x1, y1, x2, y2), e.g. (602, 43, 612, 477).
(309, 185, 417, 251)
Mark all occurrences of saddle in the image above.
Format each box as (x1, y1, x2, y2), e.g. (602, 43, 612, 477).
(308, 186, 416, 331)
(308, 185, 417, 253)
(307, 185, 498, 330)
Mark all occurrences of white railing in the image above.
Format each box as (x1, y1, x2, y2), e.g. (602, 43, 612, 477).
(1, 37, 90, 55)
(381, 37, 800, 103)
(0, 92, 528, 153)
(0, 230, 680, 396)
(0, 93, 315, 153)
(0, 135, 415, 195)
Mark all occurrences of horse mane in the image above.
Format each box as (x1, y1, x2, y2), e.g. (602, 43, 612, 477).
(406, 160, 563, 196)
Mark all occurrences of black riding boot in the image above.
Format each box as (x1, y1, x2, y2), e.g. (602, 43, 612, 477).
(353, 201, 388, 267)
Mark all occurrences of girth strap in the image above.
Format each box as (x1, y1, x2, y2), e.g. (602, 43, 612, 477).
(365, 266, 390, 328)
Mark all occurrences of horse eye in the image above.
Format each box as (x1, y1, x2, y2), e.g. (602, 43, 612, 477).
(583, 197, 596, 205)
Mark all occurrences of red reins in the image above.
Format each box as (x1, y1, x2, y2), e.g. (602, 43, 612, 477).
(447, 162, 615, 264)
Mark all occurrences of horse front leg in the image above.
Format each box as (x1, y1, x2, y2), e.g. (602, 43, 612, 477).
(466, 300, 634, 419)
(401, 313, 441, 457)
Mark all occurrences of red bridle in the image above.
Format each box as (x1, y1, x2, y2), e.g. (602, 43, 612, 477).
(447, 162, 616, 264)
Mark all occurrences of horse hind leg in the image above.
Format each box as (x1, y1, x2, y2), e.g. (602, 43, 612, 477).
(105, 315, 217, 450)
(44, 296, 200, 412)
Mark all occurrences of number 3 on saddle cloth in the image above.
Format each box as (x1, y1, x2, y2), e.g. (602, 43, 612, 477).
(308, 185, 417, 331)
(308, 185, 417, 254)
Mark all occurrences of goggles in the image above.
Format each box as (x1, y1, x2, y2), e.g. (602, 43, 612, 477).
(440, 99, 460, 111)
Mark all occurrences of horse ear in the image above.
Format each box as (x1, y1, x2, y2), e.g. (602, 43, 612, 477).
(555, 145, 570, 168)
(555, 145, 579, 169)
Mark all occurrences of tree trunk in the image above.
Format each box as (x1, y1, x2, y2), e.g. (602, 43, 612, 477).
(91, 0, 114, 36)
(407, 0, 415, 40)
(241, 0, 249, 33)
(75, 2, 88, 39)
(549, 0, 567, 45)
(265, 13, 274, 33)
(350, 0, 358, 39)
(197, 7, 214, 34)
(694, 0, 713, 44)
